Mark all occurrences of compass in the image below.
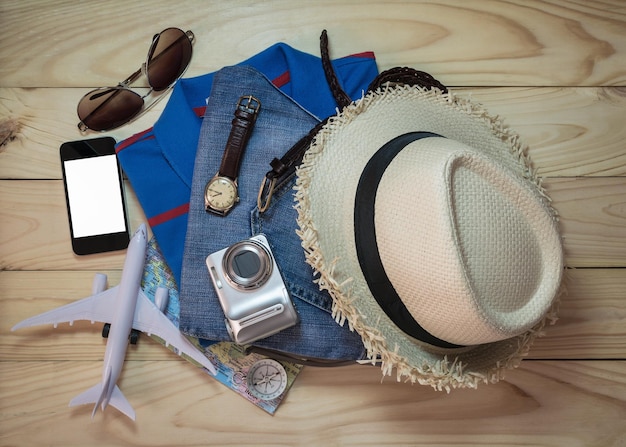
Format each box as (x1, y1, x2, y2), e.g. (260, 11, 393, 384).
(246, 359, 288, 400)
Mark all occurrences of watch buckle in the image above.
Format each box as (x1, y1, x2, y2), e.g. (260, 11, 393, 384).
(238, 95, 261, 114)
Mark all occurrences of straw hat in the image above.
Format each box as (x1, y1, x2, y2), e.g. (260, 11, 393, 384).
(294, 84, 564, 390)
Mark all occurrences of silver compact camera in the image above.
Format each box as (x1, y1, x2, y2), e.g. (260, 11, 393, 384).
(205, 234, 299, 345)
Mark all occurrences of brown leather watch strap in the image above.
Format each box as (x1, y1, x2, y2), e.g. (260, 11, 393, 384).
(218, 95, 260, 180)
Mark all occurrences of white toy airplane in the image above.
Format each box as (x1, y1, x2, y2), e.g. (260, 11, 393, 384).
(12, 224, 217, 421)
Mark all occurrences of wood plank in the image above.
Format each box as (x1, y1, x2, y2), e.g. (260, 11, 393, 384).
(1, 0, 625, 88)
(0, 269, 164, 362)
(0, 360, 624, 446)
(531, 268, 626, 359)
(2, 267, 624, 362)
(2, 86, 625, 180)
(467, 86, 626, 177)
(2, 177, 624, 270)
(0, 88, 165, 180)
(546, 177, 626, 267)
(0, 180, 146, 271)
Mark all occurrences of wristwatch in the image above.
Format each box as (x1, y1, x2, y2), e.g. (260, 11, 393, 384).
(205, 95, 261, 216)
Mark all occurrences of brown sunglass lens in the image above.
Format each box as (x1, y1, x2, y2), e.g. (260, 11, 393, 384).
(146, 28, 192, 91)
(78, 87, 144, 131)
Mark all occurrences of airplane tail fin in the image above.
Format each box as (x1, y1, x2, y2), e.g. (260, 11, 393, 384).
(69, 382, 103, 413)
(108, 385, 135, 421)
(69, 371, 136, 421)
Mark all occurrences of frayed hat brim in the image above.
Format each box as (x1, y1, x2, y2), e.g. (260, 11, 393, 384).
(294, 85, 565, 390)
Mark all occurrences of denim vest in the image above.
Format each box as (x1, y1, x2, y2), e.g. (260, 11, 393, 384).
(179, 66, 366, 361)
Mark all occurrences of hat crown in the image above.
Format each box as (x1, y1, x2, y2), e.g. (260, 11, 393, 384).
(375, 137, 562, 345)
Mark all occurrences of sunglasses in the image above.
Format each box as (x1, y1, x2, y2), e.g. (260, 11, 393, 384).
(77, 28, 194, 132)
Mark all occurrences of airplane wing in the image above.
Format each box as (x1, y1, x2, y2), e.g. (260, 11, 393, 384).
(11, 287, 118, 331)
(132, 291, 217, 376)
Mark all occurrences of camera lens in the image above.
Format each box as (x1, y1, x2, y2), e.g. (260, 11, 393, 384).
(232, 250, 261, 279)
(223, 240, 272, 289)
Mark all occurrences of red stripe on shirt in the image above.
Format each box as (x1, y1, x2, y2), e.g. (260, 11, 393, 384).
(347, 51, 375, 59)
(148, 202, 190, 227)
(193, 106, 206, 117)
(116, 128, 153, 153)
(272, 70, 290, 88)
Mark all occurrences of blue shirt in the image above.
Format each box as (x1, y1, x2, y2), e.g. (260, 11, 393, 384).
(116, 43, 378, 283)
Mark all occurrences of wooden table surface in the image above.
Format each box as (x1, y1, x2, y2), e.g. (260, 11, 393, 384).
(1, 1, 625, 446)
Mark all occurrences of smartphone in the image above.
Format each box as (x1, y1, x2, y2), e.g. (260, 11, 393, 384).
(60, 137, 130, 255)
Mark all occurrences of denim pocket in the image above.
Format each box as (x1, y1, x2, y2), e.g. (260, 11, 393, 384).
(251, 174, 334, 313)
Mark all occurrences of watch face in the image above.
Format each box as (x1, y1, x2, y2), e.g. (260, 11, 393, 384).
(205, 176, 237, 212)
(246, 359, 288, 400)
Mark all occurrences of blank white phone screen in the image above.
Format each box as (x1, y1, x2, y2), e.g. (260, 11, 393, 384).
(64, 155, 126, 238)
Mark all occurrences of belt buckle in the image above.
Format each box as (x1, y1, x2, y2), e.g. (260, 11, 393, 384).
(257, 175, 277, 213)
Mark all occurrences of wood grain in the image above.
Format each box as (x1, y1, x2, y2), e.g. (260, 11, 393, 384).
(2, 86, 625, 179)
(546, 177, 626, 267)
(1, 361, 625, 446)
(3, 268, 624, 362)
(1, 0, 625, 87)
(530, 268, 626, 359)
(1, 1, 625, 445)
(1, 177, 624, 270)
(0, 180, 146, 271)
(466, 87, 626, 177)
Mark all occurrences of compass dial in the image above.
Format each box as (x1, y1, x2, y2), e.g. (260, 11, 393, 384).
(246, 359, 288, 400)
